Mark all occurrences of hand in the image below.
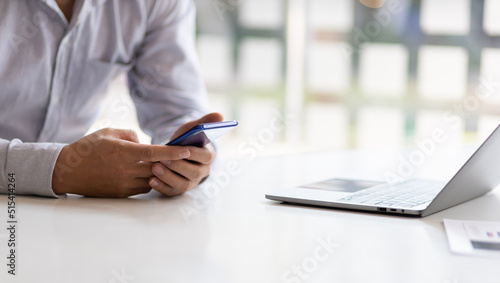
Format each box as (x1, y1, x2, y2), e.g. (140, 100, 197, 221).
(52, 128, 191, 197)
(149, 112, 224, 197)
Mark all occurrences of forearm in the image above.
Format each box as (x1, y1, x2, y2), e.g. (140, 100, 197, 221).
(128, 0, 209, 145)
(0, 138, 66, 198)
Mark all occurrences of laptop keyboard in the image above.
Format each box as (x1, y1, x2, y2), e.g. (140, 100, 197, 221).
(338, 180, 445, 208)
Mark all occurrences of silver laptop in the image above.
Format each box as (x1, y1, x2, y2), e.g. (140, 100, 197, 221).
(266, 125, 500, 217)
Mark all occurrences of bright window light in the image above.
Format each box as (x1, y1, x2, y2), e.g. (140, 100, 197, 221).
(197, 35, 233, 87)
(239, 0, 283, 29)
(415, 110, 463, 146)
(237, 97, 281, 140)
(307, 41, 351, 94)
(420, 0, 470, 35)
(305, 103, 348, 149)
(483, 0, 500, 35)
(417, 46, 468, 101)
(308, 0, 354, 32)
(480, 48, 500, 103)
(238, 38, 283, 87)
(360, 43, 408, 98)
(357, 107, 404, 149)
(478, 115, 500, 142)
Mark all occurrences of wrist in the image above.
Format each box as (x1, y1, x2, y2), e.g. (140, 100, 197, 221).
(52, 146, 69, 195)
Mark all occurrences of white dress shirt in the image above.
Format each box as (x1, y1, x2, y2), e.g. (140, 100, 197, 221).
(0, 0, 209, 197)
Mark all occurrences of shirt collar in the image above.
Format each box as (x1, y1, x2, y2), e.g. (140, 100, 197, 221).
(38, 0, 108, 27)
(39, 0, 107, 7)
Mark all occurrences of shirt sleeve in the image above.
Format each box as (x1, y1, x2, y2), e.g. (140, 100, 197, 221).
(0, 138, 66, 198)
(127, 0, 209, 145)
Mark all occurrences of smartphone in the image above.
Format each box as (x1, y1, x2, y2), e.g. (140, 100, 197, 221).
(166, 121, 238, 147)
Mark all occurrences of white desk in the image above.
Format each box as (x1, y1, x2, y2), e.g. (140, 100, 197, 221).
(1, 148, 500, 283)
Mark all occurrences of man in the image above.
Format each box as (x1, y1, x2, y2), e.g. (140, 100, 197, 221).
(0, 0, 222, 198)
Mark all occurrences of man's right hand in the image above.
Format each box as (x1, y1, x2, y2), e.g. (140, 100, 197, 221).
(52, 128, 191, 197)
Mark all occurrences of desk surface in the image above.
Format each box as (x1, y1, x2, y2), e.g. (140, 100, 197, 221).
(1, 148, 500, 283)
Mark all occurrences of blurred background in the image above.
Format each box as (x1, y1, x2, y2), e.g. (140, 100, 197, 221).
(88, 0, 500, 158)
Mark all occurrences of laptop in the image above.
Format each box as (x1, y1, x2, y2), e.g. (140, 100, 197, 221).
(266, 125, 500, 217)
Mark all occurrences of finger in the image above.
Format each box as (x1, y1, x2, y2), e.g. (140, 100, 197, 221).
(184, 144, 216, 165)
(126, 143, 190, 162)
(185, 113, 224, 131)
(149, 178, 182, 197)
(149, 178, 181, 197)
(130, 161, 155, 178)
(163, 160, 210, 181)
(171, 112, 224, 140)
(197, 112, 224, 124)
(150, 163, 195, 194)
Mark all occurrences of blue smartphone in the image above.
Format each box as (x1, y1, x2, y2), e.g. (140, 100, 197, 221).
(167, 121, 238, 147)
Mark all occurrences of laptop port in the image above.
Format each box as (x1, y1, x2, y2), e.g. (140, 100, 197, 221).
(390, 209, 397, 212)
(377, 207, 387, 212)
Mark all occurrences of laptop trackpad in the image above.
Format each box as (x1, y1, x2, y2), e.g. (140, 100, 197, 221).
(300, 178, 384, 193)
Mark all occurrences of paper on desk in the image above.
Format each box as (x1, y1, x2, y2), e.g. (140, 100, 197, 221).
(443, 219, 500, 258)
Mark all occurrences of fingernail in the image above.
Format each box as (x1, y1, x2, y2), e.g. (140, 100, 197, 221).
(153, 165, 165, 176)
(150, 179, 159, 188)
(180, 150, 190, 158)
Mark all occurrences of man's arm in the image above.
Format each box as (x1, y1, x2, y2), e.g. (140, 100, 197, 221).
(126, 0, 222, 196)
(0, 138, 65, 198)
(127, 0, 209, 144)
(0, 130, 192, 198)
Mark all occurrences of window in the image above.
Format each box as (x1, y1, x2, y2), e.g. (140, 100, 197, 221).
(92, 0, 500, 155)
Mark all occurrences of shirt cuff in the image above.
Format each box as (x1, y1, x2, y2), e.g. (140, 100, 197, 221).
(7, 139, 67, 198)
